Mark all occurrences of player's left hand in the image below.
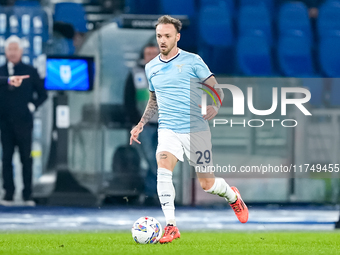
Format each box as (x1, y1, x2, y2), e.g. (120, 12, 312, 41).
(198, 105, 218, 121)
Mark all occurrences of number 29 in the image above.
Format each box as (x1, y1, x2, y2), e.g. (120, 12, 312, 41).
(196, 150, 211, 164)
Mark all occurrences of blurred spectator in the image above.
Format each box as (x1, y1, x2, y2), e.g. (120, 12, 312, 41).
(124, 43, 159, 206)
(46, 22, 75, 55)
(46, 21, 87, 55)
(0, 35, 47, 206)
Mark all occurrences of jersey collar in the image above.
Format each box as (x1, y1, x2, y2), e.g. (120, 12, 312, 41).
(159, 48, 181, 63)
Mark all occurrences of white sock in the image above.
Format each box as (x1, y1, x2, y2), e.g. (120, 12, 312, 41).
(157, 168, 176, 226)
(204, 177, 237, 203)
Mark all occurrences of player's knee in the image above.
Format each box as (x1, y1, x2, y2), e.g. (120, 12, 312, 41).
(157, 160, 172, 170)
(199, 178, 215, 191)
(156, 152, 177, 170)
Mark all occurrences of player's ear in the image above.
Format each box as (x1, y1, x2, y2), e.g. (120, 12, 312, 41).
(176, 33, 180, 42)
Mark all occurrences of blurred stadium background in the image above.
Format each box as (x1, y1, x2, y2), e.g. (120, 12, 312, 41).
(0, 0, 339, 234)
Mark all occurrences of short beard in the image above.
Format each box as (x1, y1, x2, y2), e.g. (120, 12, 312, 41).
(160, 41, 176, 56)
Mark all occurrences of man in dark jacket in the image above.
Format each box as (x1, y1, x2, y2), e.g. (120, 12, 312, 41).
(0, 35, 47, 206)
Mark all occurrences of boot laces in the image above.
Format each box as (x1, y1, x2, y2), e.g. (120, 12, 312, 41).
(164, 226, 173, 235)
(231, 202, 241, 214)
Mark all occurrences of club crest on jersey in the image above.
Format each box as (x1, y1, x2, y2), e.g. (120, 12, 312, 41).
(176, 64, 184, 73)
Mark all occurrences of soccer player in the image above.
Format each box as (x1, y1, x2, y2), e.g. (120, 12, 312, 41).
(130, 15, 248, 244)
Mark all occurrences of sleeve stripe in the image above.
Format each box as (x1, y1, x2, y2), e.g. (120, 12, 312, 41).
(202, 73, 214, 82)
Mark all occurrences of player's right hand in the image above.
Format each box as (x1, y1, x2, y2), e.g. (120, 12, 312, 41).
(130, 122, 144, 145)
(8, 75, 30, 87)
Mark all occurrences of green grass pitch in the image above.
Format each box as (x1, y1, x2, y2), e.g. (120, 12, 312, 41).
(0, 232, 339, 255)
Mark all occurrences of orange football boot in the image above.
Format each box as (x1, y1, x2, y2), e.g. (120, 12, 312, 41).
(230, 186, 249, 223)
(159, 225, 181, 244)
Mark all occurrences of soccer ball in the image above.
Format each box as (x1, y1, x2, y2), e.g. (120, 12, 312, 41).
(131, 216, 162, 244)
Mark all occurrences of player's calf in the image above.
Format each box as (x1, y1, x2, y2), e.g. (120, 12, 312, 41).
(198, 176, 216, 191)
(200, 177, 237, 202)
(203, 177, 249, 223)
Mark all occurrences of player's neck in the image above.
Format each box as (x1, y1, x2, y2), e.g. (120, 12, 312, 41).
(160, 47, 179, 61)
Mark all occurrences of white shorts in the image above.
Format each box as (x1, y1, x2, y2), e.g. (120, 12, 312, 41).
(156, 128, 213, 167)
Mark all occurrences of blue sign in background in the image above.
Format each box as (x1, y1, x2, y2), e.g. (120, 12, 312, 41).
(45, 58, 90, 91)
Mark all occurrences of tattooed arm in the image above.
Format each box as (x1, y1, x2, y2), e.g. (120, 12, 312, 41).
(130, 91, 158, 145)
(140, 91, 158, 126)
